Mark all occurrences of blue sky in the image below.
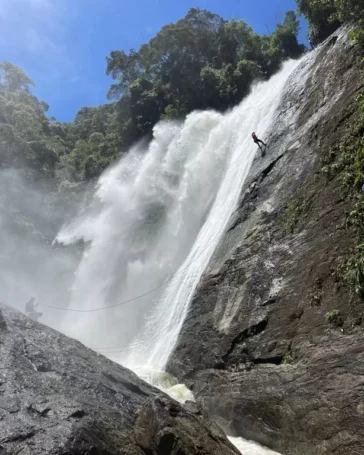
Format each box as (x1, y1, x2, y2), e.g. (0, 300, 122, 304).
(0, 0, 308, 122)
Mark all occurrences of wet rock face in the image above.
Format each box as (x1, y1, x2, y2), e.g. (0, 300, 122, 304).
(0, 304, 239, 455)
(167, 29, 364, 455)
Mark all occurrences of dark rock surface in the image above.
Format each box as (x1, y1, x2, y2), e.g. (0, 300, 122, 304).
(0, 303, 240, 455)
(167, 29, 364, 455)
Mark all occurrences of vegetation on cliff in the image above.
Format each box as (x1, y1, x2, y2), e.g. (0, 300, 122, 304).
(297, 0, 364, 47)
(322, 93, 364, 300)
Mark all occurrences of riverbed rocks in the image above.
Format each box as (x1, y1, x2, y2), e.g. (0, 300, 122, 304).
(167, 28, 364, 455)
(0, 303, 239, 455)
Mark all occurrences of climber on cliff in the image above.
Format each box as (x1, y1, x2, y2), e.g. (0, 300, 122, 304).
(252, 132, 267, 153)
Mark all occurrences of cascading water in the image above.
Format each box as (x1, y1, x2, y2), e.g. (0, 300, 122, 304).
(125, 58, 305, 371)
(56, 111, 230, 348)
(57, 59, 301, 358)
(55, 57, 310, 455)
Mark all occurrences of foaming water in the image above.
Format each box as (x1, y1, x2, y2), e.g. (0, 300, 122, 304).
(228, 437, 281, 455)
(57, 111, 227, 348)
(138, 369, 280, 455)
(56, 60, 301, 362)
(54, 57, 313, 455)
(123, 59, 303, 370)
(136, 368, 195, 404)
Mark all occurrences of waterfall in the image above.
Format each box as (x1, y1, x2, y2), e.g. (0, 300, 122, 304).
(55, 56, 312, 455)
(124, 60, 305, 371)
(57, 59, 302, 365)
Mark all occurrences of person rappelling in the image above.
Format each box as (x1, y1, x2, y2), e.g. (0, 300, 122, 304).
(252, 132, 267, 154)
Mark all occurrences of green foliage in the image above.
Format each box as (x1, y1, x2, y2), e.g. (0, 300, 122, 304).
(269, 11, 306, 59)
(297, 0, 364, 47)
(0, 61, 65, 179)
(324, 93, 364, 190)
(339, 247, 364, 299)
(283, 353, 294, 364)
(334, 0, 364, 46)
(106, 8, 305, 153)
(278, 197, 312, 234)
(308, 279, 323, 307)
(1, 8, 306, 184)
(325, 309, 343, 326)
(322, 93, 364, 300)
(321, 94, 364, 183)
(160, 104, 184, 120)
(296, 0, 339, 46)
(0, 61, 122, 183)
(64, 104, 123, 180)
(0, 60, 35, 92)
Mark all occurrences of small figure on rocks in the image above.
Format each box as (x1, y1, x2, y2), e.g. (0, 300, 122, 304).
(252, 132, 267, 155)
(25, 297, 42, 322)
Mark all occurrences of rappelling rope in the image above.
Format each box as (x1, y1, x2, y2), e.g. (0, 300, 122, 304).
(40, 143, 258, 313)
(39, 213, 226, 312)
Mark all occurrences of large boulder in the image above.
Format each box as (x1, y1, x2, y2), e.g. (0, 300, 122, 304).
(0, 303, 240, 455)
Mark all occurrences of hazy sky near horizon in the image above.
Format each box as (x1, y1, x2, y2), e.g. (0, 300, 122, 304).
(0, 0, 308, 121)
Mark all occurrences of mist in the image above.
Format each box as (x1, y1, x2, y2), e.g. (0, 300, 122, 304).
(0, 56, 311, 455)
(0, 168, 83, 328)
(40, 60, 304, 375)
(54, 113, 229, 350)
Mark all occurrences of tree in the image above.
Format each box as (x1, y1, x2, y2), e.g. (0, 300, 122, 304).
(296, 0, 342, 45)
(0, 61, 35, 92)
(105, 7, 305, 155)
(297, 0, 364, 46)
(334, 0, 364, 45)
(0, 60, 64, 178)
(106, 50, 144, 100)
(270, 11, 306, 58)
(1, 7, 307, 185)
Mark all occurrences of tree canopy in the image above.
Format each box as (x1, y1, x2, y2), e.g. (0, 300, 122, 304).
(296, 0, 364, 46)
(105, 8, 305, 152)
(2, 4, 363, 186)
(0, 61, 62, 178)
(0, 8, 306, 184)
(0, 62, 124, 183)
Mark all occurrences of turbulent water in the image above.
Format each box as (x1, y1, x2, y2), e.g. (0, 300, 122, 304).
(125, 61, 306, 371)
(57, 59, 301, 363)
(228, 437, 281, 455)
(53, 57, 312, 455)
(135, 368, 281, 455)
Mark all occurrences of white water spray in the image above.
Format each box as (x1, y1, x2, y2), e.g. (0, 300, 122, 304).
(57, 59, 301, 363)
(55, 58, 308, 455)
(124, 59, 304, 370)
(57, 111, 229, 348)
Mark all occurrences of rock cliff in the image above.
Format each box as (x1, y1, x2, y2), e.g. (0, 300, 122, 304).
(168, 29, 364, 455)
(0, 303, 239, 455)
